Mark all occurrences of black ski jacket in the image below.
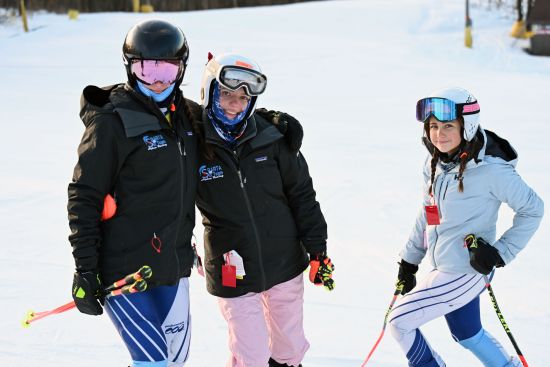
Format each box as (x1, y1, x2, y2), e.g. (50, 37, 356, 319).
(68, 84, 199, 287)
(195, 112, 327, 297)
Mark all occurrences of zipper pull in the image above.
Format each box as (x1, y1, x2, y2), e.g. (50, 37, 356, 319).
(177, 141, 183, 156)
(151, 233, 162, 253)
(237, 170, 245, 188)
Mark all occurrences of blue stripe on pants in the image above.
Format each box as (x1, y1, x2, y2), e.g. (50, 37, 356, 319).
(106, 296, 168, 362)
(105, 278, 187, 364)
(406, 330, 441, 367)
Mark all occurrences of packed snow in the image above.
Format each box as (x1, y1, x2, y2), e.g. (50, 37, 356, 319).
(1, 0, 549, 366)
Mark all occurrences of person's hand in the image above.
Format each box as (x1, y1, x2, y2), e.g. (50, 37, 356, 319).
(397, 260, 418, 295)
(255, 108, 303, 152)
(72, 271, 103, 315)
(464, 234, 504, 275)
(309, 253, 335, 291)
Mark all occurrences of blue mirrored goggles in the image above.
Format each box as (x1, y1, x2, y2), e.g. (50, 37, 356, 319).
(416, 97, 480, 122)
(416, 97, 457, 122)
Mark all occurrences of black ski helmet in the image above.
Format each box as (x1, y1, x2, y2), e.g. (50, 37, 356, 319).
(122, 19, 189, 86)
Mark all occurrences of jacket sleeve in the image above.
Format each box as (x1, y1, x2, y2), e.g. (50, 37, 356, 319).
(490, 163, 544, 264)
(399, 156, 432, 265)
(276, 143, 327, 256)
(67, 116, 123, 272)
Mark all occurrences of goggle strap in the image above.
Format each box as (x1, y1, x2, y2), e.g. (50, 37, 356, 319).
(459, 101, 480, 115)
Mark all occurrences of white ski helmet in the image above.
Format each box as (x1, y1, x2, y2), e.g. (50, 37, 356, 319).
(426, 87, 481, 141)
(200, 53, 267, 120)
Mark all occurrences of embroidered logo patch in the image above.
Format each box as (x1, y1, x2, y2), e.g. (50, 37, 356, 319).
(254, 156, 268, 162)
(199, 164, 224, 181)
(143, 134, 167, 151)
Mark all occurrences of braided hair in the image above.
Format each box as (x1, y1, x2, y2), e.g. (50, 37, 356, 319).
(423, 117, 483, 195)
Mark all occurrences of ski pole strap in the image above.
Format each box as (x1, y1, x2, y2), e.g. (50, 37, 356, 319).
(464, 234, 477, 249)
(483, 275, 529, 367)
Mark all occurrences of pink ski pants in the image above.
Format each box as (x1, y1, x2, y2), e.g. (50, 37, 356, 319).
(218, 273, 309, 367)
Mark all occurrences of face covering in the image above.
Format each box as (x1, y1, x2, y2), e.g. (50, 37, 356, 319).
(136, 80, 175, 103)
(210, 81, 251, 128)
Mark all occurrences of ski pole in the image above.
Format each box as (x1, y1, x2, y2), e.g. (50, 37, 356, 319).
(22, 265, 152, 327)
(22, 280, 147, 327)
(360, 283, 404, 366)
(483, 275, 529, 367)
(464, 235, 528, 367)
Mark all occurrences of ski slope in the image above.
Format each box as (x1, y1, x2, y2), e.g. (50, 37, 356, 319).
(1, 0, 549, 366)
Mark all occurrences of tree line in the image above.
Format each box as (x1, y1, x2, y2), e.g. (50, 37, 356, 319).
(1, 0, 320, 13)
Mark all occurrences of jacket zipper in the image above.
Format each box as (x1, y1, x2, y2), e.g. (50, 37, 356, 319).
(431, 171, 451, 267)
(442, 180, 449, 200)
(431, 173, 444, 267)
(433, 172, 453, 269)
(234, 151, 267, 291)
(177, 141, 186, 156)
(436, 173, 446, 209)
(173, 136, 185, 274)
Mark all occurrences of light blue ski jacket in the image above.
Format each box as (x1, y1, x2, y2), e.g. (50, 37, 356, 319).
(400, 129, 544, 274)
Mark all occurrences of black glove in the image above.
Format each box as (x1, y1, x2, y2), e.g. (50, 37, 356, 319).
(464, 234, 504, 275)
(255, 108, 304, 152)
(72, 271, 103, 315)
(397, 260, 418, 295)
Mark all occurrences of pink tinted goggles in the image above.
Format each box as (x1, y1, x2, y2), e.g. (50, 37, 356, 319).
(130, 60, 183, 85)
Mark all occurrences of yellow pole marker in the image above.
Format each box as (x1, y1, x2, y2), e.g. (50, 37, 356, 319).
(20, 0, 29, 32)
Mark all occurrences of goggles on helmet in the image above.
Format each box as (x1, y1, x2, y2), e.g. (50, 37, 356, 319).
(416, 97, 480, 123)
(130, 59, 183, 86)
(218, 66, 267, 96)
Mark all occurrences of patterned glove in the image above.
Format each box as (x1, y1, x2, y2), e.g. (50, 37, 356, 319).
(255, 108, 304, 152)
(309, 253, 335, 291)
(397, 260, 418, 295)
(72, 271, 103, 315)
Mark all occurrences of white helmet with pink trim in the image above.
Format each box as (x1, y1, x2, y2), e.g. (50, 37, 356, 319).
(429, 87, 481, 141)
(200, 52, 267, 120)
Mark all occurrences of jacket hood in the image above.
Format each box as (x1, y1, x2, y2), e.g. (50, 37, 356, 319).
(483, 129, 518, 165)
(79, 83, 179, 137)
(79, 84, 121, 128)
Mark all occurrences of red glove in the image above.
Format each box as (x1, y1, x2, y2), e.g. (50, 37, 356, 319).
(309, 253, 335, 291)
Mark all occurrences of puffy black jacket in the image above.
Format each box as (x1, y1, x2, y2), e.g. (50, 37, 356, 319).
(68, 84, 199, 287)
(195, 112, 327, 297)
